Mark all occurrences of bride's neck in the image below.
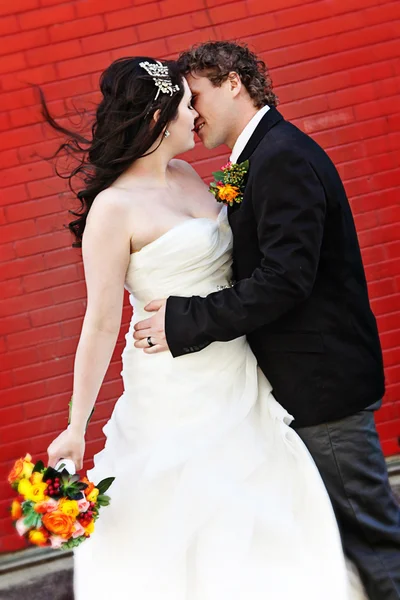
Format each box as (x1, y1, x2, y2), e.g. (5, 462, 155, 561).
(122, 144, 173, 187)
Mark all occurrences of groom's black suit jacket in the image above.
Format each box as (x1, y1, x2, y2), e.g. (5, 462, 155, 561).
(165, 107, 385, 427)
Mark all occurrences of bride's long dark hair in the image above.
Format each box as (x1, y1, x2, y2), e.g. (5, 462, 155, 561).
(41, 57, 185, 247)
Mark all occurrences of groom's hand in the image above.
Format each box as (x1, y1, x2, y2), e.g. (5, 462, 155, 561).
(133, 299, 169, 353)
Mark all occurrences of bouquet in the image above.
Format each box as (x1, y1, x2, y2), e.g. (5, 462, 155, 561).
(8, 454, 114, 550)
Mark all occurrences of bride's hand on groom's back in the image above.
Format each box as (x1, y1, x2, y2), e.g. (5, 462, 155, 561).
(47, 428, 86, 471)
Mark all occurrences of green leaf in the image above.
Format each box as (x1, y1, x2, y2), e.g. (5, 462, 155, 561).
(96, 477, 115, 495)
(43, 466, 59, 480)
(34, 515, 42, 528)
(62, 473, 80, 484)
(75, 482, 88, 491)
(96, 494, 111, 507)
(60, 535, 86, 550)
(211, 170, 225, 181)
(22, 501, 34, 516)
(23, 511, 41, 529)
(67, 491, 85, 500)
(239, 159, 249, 169)
(33, 460, 45, 474)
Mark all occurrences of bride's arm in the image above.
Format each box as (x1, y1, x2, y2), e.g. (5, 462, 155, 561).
(47, 190, 131, 469)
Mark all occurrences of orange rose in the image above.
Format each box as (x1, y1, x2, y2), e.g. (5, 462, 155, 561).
(81, 477, 95, 498)
(217, 184, 239, 204)
(8, 454, 34, 485)
(10, 499, 22, 521)
(29, 528, 49, 547)
(8, 458, 24, 485)
(42, 511, 75, 540)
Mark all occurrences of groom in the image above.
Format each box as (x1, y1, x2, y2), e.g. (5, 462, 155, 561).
(134, 42, 400, 597)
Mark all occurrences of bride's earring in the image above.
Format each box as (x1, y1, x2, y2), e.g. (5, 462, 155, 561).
(164, 129, 170, 138)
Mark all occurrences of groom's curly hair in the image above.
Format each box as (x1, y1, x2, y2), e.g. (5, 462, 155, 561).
(177, 41, 278, 108)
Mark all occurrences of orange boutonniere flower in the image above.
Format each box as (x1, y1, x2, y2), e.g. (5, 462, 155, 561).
(209, 160, 249, 206)
(217, 184, 240, 204)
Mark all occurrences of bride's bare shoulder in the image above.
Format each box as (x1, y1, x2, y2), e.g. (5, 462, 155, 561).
(92, 185, 139, 210)
(169, 159, 202, 181)
(86, 187, 132, 228)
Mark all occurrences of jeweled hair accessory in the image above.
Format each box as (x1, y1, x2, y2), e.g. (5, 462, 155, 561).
(139, 60, 180, 100)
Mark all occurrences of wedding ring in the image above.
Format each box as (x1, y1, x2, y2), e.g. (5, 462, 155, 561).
(147, 336, 155, 347)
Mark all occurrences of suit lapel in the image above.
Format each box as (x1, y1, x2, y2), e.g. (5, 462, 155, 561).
(228, 107, 284, 218)
(237, 106, 283, 164)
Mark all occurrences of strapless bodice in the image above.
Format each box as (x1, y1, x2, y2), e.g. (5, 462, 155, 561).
(124, 207, 232, 310)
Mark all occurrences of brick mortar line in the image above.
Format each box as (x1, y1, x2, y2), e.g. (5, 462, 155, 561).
(1, 28, 399, 89)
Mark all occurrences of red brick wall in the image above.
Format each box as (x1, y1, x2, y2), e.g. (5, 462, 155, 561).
(1, 0, 399, 553)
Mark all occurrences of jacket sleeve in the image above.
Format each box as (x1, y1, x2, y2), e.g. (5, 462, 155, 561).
(165, 147, 326, 357)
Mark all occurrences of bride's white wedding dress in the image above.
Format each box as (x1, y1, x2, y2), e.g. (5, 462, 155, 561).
(74, 207, 367, 600)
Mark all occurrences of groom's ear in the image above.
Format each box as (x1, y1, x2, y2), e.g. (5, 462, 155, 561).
(227, 72, 242, 97)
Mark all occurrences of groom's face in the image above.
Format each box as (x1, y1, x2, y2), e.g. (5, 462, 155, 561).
(187, 73, 234, 150)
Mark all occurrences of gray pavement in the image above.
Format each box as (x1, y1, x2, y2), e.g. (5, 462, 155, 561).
(0, 553, 73, 600)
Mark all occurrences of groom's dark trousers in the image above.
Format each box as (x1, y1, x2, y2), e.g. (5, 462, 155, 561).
(295, 401, 400, 600)
(166, 107, 400, 599)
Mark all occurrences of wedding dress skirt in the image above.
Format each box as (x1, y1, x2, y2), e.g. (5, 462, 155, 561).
(74, 208, 366, 599)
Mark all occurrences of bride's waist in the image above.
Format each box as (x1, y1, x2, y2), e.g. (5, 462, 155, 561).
(123, 315, 249, 373)
(129, 282, 235, 315)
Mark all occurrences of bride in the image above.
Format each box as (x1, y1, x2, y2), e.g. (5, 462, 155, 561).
(46, 56, 366, 600)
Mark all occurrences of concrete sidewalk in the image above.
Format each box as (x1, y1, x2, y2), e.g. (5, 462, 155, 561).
(0, 550, 73, 600)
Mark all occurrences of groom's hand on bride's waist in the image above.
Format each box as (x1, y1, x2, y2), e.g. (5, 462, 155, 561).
(133, 299, 169, 353)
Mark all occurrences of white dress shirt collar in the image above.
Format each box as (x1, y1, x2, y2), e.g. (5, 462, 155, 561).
(230, 105, 270, 164)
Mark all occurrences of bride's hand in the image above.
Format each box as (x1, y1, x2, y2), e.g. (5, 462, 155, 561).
(47, 428, 86, 471)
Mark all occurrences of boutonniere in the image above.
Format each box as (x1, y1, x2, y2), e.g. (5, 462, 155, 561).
(208, 160, 249, 206)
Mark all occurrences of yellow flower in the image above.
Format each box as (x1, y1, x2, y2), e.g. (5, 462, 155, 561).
(30, 472, 43, 485)
(29, 528, 49, 547)
(22, 455, 35, 479)
(84, 520, 95, 536)
(59, 499, 80, 520)
(24, 482, 49, 504)
(86, 488, 99, 503)
(217, 184, 240, 204)
(18, 478, 33, 499)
